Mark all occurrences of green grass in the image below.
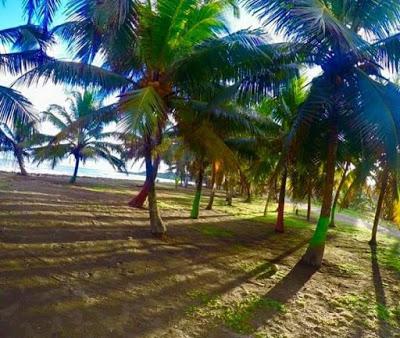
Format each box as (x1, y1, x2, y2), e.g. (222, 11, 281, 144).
(187, 290, 284, 334)
(197, 224, 234, 238)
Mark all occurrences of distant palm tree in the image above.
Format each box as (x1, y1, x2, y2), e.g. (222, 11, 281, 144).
(36, 91, 126, 183)
(0, 119, 46, 175)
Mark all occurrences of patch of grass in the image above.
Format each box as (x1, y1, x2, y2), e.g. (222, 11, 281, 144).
(254, 214, 312, 230)
(379, 242, 400, 275)
(187, 291, 284, 334)
(337, 263, 362, 276)
(198, 224, 234, 238)
(220, 295, 285, 334)
(235, 260, 278, 279)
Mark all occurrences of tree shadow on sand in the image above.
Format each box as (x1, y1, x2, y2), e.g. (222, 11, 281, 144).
(251, 261, 317, 329)
(370, 245, 392, 338)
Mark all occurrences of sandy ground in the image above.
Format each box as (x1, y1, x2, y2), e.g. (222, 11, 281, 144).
(0, 172, 399, 338)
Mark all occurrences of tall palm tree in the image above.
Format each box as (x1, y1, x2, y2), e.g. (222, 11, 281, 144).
(258, 77, 308, 232)
(247, 0, 400, 267)
(36, 91, 126, 183)
(18, 0, 296, 236)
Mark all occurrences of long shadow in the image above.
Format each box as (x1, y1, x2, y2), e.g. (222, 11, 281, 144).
(370, 245, 392, 337)
(252, 261, 317, 329)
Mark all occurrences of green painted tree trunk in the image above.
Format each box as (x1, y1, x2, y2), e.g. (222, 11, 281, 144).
(330, 161, 350, 227)
(275, 165, 287, 233)
(301, 122, 338, 267)
(191, 162, 204, 219)
(369, 166, 389, 247)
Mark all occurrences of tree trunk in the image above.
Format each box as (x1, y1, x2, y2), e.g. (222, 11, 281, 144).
(307, 184, 312, 222)
(275, 165, 288, 233)
(69, 155, 80, 184)
(330, 161, 350, 227)
(301, 121, 338, 268)
(148, 177, 166, 237)
(225, 177, 233, 206)
(15, 148, 28, 176)
(206, 161, 217, 210)
(369, 166, 389, 247)
(128, 155, 160, 208)
(264, 191, 271, 217)
(191, 161, 204, 219)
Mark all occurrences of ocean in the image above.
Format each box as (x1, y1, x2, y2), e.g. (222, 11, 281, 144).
(0, 157, 175, 183)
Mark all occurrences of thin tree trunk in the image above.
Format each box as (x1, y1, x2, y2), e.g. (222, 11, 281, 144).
(15, 149, 27, 176)
(330, 161, 350, 227)
(301, 121, 338, 268)
(191, 160, 204, 219)
(70, 155, 80, 184)
(206, 161, 217, 210)
(275, 165, 288, 233)
(369, 166, 389, 247)
(307, 184, 312, 222)
(225, 177, 233, 206)
(264, 191, 271, 217)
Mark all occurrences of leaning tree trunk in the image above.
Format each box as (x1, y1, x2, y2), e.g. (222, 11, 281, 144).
(369, 166, 389, 247)
(15, 148, 28, 176)
(206, 161, 217, 210)
(191, 160, 204, 219)
(70, 155, 80, 184)
(301, 121, 338, 268)
(330, 161, 350, 227)
(128, 156, 160, 208)
(275, 165, 288, 233)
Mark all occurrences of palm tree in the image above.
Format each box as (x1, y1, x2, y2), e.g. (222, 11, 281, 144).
(247, 0, 400, 267)
(0, 119, 46, 175)
(258, 77, 308, 233)
(19, 0, 296, 236)
(36, 91, 126, 183)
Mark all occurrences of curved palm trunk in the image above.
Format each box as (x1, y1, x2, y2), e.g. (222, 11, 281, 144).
(128, 156, 160, 208)
(301, 122, 338, 268)
(330, 161, 350, 227)
(369, 166, 389, 247)
(275, 165, 288, 233)
(70, 155, 80, 184)
(191, 161, 204, 219)
(148, 177, 166, 236)
(206, 161, 217, 210)
(15, 148, 27, 176)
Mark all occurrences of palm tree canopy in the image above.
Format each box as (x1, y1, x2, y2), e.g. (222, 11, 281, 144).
(35, 91, 126, 172)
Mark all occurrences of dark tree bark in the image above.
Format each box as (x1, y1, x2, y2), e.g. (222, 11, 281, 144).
(264, 191, 271, 217)
(69, 155, 80, 184)
(191, 160, 204, 219)
(301, 121, 338, 268)
(15, 148, 27, 176)
(330, 161, 350, 227)
(369, 166, 389, 247)
(307, 183, 312, 222)
(275, 165, 288, 233)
